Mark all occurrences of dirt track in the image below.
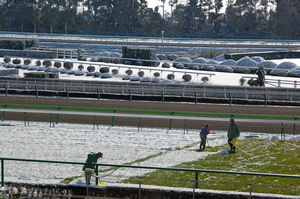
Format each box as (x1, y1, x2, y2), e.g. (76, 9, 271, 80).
(0, 95, 299, 134)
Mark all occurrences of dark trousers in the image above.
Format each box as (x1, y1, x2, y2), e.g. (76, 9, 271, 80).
(200, 134, 207, 150)
(228, 138, 235, 150)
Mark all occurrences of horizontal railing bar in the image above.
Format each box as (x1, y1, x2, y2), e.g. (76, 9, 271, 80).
(1, 82, 300, 97)
(1, 157, 300, 179)
(0, 108, 299, 124)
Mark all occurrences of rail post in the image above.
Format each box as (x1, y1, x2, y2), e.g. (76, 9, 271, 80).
(293, 117, 297, 135)
(111, 110, 116, 127)
(184, 119, 188, 134)
(194, 92, 198, 104)
(129, 90, 132, 101)
(195, 171, 199, 188)
(248, 184, 254, 199)
(168, 112, 174, 131)
(229, 93, 232, 105)
(1, 159, 4, 187)
(24, 112, 29, 126)
(138, 117, 142, 132)
(66, 87, 69, 99)
(95, 165, 99, 185)
(50, 113, 55, 128)
(56, 107, 61, 124)
(161, 91, 165, 103)
(264, 94, 267, 107)
(97, 88, 100, 100)
(281, 123, 285, 140)
(35, 86, 38, 97)
(1, 105, 7, 121)
(93, 115, 98, 130)
(4, 85, 8, 96)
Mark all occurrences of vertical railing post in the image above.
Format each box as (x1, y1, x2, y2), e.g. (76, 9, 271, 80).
(1, 159, 4, 187)
(184, 119, 188, 134)
(97, 88, 100, 100)
(195, 171, 199, 188)
(168, 112, 174, 131)
(1, 105, 7, 121)
(138, 117, 142, 132)
(229, 93, 232, 105)
(111, 110, 116, 127)
(129, 90, 132, 101)
(194, 92, 197, 104)
(161, 91, 165, 103)
(35, 86, 38, 97)
(293, 118, 297, 135)
(281, 123, 285, 140)
(248, 184, 254, 199)
(264, 94, 267, 107)
(66, 87, 69, 99)
(4, 85, 8, 96)
(56, 107, 61, 124)
(95, 165, 99, 185)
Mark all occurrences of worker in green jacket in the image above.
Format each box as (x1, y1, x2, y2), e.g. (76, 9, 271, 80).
(83, 152, 103, 185)
(227, 118, 240, 151)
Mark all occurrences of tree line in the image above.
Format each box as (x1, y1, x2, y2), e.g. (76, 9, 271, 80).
(0, 0, 299, 39)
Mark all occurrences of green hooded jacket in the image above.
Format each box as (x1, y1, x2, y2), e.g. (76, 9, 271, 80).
(82, 153, 99, 171)
(227, 122, 240, 139)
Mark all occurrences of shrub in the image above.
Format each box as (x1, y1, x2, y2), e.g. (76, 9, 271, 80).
(112, 69, 119, 74)
(63, 62, 74, 70)
(162, 62, 171, 68)
(182, 74, 192, 81)
(43, 60, 52, 67)
(239, 78, 246, 86)
(24, 59, 31, 65)
(167, 74, 175, 80)
(35, 60, 41, 66)
(78, 64, 84, 71)
(54, 61, 62, 68)
(100, 67, 109, 73)
(153, 72, 160, 77)
(201, 76, 209, 83)
(12, 58, 21, 64)
(3, 56, 11, 63)
(125, 69, 133, 75)
(138, 71, 145, 77)
(87, 65, 95, 72)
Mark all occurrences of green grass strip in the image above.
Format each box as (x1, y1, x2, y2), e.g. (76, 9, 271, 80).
(1, 104, 298, 120)
(123, 139, 300, 195)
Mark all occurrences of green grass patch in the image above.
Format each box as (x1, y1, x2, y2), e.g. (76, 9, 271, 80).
(123, 139, 300, 195)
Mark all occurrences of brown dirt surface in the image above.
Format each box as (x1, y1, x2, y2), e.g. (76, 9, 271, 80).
(0, 96, 299, 134)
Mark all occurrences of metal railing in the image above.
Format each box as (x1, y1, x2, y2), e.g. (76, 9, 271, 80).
(1, 157, 300, 193)
(0, 105, 299, 135)
(1, 79, 300, 103)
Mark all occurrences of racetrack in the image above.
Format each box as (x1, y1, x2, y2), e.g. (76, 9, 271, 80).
(0, 95, 299, 134)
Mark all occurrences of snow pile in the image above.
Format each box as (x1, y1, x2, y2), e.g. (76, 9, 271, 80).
(235, 56, 258, 73)
(256, 61, 277, 73)
(251, 56, 265, 63)
(173, 57, 192, 68)
(202, 60, 218, 71)
(270, 61, 298, 76)
(287, 67, 300, 77)
(218, 149, 230, 155)
(188, 57, 207, 70)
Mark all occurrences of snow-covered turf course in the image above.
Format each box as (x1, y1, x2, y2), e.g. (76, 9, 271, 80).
(1, 120, 300, 187)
